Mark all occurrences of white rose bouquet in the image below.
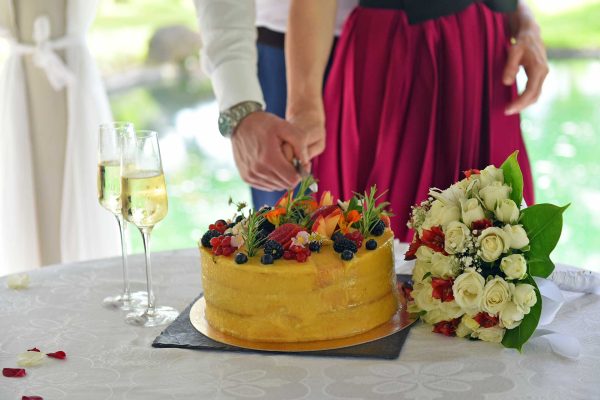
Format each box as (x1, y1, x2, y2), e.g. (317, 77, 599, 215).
(405, 152, 568, 350)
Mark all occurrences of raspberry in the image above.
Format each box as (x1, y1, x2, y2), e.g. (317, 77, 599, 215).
(201, 230, 222, 248)
(209, 236, 222, 247)
(263, 240, 284, 260)
(365, 239, 378, 250)
(268, 223, 305, 249)
(370, 220, 386, 236)
(283, 251, 294, 260)
(333, 238, 358, 254)
(296, 252, 308, 263)
(222, 246, 234, 256)
(341, 250, 354, 261)
(221, 236, 232, 247)
(345, 231, 364, 248)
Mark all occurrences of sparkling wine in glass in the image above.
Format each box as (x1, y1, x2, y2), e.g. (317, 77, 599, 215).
(98, 122, 147, 310)
(121, 130, 178, 327)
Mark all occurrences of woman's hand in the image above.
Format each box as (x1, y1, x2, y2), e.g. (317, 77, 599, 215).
(287, 106, 327, 160)
(503, 3, 549, 115)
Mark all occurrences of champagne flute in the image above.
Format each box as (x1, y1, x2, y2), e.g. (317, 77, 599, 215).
(98, 122, 146, 310)
(121, 130, 178, 327)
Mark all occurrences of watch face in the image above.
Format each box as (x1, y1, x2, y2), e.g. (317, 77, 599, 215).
(218, 114, 233, 137)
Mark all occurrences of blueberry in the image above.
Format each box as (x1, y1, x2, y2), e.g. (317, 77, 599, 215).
(261, 254, 274, 265)
(341, 250, 354, 261)
(331, 231, 344, 242)
(333, 238, 358, 254)
(235, 215, 244, 223)
(365, 239, 378, 250)
(308, 242, 321, 252)
(235, 253, 248, 264)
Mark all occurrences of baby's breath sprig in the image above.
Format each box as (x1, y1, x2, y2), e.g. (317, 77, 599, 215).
(242, 209, 266, 257)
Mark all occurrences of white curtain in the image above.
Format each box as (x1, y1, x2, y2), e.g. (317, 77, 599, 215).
(0, 0, 119, 276)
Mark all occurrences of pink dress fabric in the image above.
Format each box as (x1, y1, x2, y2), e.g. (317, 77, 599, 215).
(314, 3, 535, 241)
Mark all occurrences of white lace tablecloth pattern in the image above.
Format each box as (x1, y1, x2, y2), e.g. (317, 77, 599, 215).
(1, 248, 599, 400)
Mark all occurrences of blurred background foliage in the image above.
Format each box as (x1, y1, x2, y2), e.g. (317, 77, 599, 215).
(89, 0, 600, 272)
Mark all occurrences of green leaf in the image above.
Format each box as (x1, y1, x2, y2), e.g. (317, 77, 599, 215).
(501, 276, 542, 351)
(500, 151, 524, 207)
(520, 203, 569, 278)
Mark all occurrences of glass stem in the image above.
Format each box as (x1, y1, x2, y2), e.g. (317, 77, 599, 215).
(140, 227, 155, 315)
(116, 214, 131, 302)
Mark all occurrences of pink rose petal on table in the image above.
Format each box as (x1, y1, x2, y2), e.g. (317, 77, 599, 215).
(27, 348, 41, 352)
(22, 396, 44, 400)
(46, 351, 66, 360)
(2, 367, 27, 377)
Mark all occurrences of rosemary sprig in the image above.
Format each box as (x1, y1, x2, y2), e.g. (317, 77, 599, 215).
(281, 175, 318, 225)
(242, 209, 266, 257)
(356, 185, 391, 237)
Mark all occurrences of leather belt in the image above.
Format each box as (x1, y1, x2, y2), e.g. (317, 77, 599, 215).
(358, 0, 517, 24)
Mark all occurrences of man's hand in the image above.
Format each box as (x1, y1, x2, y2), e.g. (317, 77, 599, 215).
(503, 9, 549, 116)
(231, 111, 309, 191)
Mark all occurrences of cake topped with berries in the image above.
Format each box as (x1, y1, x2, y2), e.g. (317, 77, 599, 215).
(198, 177, 399, 343)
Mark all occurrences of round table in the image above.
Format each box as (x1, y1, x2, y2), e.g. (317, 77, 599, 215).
(1, 249, 599, 399)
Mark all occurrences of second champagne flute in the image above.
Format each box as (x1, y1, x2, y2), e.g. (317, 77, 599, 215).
(121, 130, 178, 327)
(98, 122, 147, 310)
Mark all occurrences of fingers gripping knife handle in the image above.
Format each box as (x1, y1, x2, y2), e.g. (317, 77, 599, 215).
(282, 142, 309, 179)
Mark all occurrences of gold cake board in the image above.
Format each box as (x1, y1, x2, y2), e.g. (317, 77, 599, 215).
(189, 287, 417, 352)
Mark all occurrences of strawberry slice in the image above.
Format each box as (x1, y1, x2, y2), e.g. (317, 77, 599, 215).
(267, 223, 305, 249)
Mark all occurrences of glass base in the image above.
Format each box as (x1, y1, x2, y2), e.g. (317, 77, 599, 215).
(103, 291, 148, 311)
(125, 305, 179, 327)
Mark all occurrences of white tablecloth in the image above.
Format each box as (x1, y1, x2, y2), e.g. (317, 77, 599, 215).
(1, 248, 599, 400)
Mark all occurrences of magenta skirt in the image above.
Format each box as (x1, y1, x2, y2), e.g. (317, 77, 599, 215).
(314, 3, 535, 241)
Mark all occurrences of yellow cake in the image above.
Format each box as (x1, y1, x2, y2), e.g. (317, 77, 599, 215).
(200, 229, 399, 343)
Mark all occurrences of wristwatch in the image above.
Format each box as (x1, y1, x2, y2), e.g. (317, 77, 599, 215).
(218, 101, 263, 138)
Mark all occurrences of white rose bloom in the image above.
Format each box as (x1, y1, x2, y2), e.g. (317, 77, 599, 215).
(429, 183, 467, 208)
(502, 224, 530, 249)
(481, 276, 512, 315)
(495, 198, 520, 224)
(416, 245, 435, 263)
(412, 259, 431, 283)
(499, 301, 525, 329)
(452, 268, 486, 314)
(513, 283, 537, 314)
(17, 351, 46, 367)
(500, 254, 527, 280)
(7, 273, 30, 290)
(479, 165, 505, 188)
(413, 281, 440, 312)
(461, 198, 486, 228)
(456, 319, 474, 338)
(478, 227, 510, 262)
(421, 302, 463, 325)
(462, 314, 481, 331)
(473, 326, 505, 343)
(444, 221, 470, 254)
(430, 253, 458, 278)
(479, 181, 511, 211)
(424, 200, 460, 230)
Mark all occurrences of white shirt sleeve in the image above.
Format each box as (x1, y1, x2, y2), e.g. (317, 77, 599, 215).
(194, 0, 265, 111)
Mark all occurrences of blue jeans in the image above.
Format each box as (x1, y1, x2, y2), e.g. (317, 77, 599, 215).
(251, 42, 288, 208)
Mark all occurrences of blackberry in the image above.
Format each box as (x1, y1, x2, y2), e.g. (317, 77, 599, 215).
(235, 215, 244, 223)
(201, 229, 222, 248)
(333, 238, 358, 254)
(331, 231, 344, 242)
(261, 254, 274, 265)
(365, 239, 378, 250)
(235, 253, 248, 264)
(341, 250, 354, 261)
(263, 240, 284, 260)
(308, 242, 321, 252)
(370, 220, 386, 236)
